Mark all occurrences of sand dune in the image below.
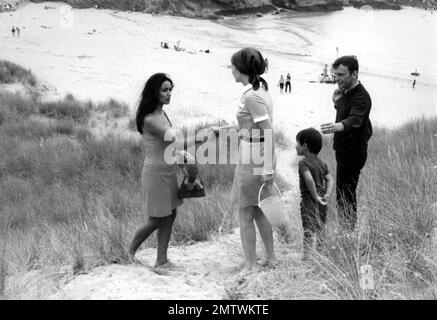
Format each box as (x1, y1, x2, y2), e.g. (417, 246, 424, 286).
(2, 2, 437, 300)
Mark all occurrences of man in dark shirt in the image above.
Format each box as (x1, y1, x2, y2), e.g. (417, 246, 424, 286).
(321, 55, 372, 231)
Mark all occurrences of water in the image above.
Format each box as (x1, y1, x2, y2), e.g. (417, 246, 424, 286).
(221, 7, 437, 85)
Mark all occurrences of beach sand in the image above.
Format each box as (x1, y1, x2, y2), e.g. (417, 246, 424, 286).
(1, 2, 436, 299)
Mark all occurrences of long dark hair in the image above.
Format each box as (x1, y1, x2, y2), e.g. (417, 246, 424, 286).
(136, 73, 173, 134)
(231, 47, 268, 91)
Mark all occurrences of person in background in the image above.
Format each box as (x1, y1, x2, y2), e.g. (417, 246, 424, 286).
(285, 72, 291, 93)
(278, 75, 284, 94)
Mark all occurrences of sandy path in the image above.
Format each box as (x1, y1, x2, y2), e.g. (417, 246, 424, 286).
(3, 227, 302, 300)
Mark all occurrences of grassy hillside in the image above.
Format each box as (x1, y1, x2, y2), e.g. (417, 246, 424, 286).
(250, 117, 437, 299)
(1, 60, 436, 299)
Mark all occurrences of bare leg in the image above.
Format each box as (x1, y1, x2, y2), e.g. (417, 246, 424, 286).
(254, 207, 277, 266)
(239, 206, 258, 271)
(155, 209, 177, 267)
(128, 217, 164, 257)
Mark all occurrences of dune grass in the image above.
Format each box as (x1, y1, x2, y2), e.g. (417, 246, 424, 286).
(248, 117, 437, 299)
(1, 64, 436, 299)
(0, 89, 243, 284)
(0, 60, 37, 87)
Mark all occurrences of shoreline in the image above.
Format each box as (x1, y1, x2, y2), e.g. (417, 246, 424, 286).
(3, 0, 435, 19)
(1, 2, 436, 132)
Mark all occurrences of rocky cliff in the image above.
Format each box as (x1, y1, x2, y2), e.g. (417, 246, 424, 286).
(2, 0, 436, 17)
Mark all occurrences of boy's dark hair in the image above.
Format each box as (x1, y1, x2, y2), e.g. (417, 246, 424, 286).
(296, 128, 323, 154)
(332, 55, 359, 74)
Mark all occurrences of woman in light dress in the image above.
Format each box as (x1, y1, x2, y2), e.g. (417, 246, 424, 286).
(211, 48, 277, 273)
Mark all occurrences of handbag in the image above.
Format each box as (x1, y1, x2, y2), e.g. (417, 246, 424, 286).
(178, 164, 206, 199)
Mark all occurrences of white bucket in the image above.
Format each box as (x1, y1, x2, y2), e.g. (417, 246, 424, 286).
(258, 183, 287, 226)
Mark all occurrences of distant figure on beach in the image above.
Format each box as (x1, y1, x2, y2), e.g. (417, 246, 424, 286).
(412, 79, 416, 89)
(321, 55, 372, 232)
(161, 42, 169, 49)
(16, 26, 20, 37)
(11, 25, 15, 37)
(285, 73, 291, 93)
(210, 47, 277, 273)
(174, 40, 184, 52)
(295, 128, 334, 261)
(320, 64, 335, 83)
(265, 58, 269, 73)
(278, 75, 285, 94)
(323, 64, 328, 80)
(128, 73, 200, 268)
(336, 47, 339, 57)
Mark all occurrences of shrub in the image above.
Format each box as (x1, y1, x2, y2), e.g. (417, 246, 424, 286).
(39, 97, 92, 122)
(0, 60, 37, 87)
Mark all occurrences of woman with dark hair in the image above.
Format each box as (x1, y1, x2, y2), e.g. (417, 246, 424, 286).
(129, 73, 197, 268)
(211, 48, 277, 273)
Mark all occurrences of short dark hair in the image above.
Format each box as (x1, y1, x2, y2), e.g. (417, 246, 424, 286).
(296, 128, 323, 154)
(332, 55, 359, 74)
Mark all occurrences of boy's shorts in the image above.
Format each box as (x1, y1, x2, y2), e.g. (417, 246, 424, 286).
(300, 197, 327, 233)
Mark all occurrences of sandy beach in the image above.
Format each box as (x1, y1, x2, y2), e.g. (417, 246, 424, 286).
(2, 2, 436, 180)
(1, 2, 437, 300)
(2, 3, 436, 130)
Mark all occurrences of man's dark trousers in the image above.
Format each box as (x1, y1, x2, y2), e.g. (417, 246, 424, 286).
(335, 147, 367, 230)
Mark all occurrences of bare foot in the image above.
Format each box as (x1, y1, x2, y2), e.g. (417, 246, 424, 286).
(259, 258, 279, 269)
(127, 252, 144, 265)
(230, 261, 247, 273)
(154, 260, 181, 269)
(239, 263, 262, 276)
(130, 257, 145, 265)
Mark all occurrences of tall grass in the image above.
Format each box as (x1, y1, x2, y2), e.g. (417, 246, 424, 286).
(0, 90, 242, 282)
(0, 60, 37, 87)
(96, 99, 129, 119)
(252, 117, 437, 299)
(3, 62, 436, 298)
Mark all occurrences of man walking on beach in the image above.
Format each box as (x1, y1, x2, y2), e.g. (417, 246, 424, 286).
(285, 72, 291, 93)
(321, 55, 372, 231)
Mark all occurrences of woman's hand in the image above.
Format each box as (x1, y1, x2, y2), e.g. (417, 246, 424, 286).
(177, 150, 195, 164)
(209, 126, 220, 137)
(322, 193, 331, 203)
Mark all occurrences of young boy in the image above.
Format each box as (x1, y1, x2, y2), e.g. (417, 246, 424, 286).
(295, 128, 334, 260)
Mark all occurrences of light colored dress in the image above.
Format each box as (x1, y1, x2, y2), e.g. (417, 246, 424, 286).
(141, 112, 183, 217)
(231, 84, 275, 209)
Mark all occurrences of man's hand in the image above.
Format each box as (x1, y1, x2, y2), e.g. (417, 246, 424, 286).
(332, 88, 343, 103)
(320, 122, 344, 134)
